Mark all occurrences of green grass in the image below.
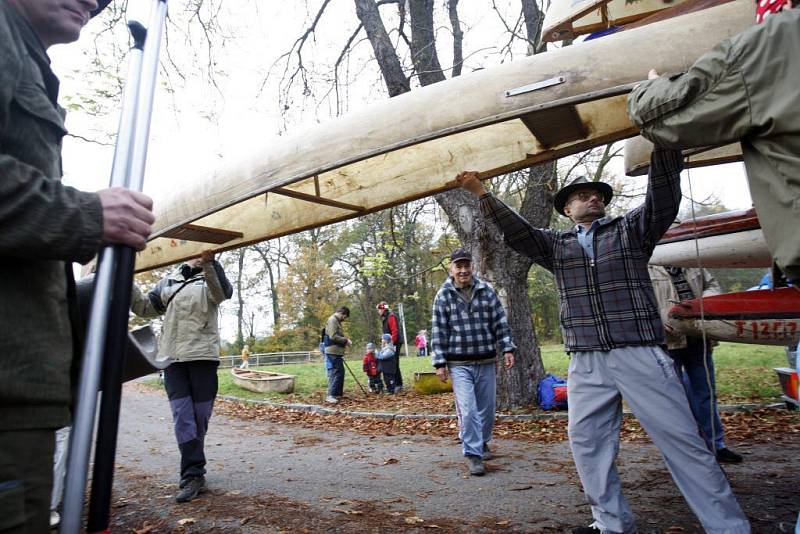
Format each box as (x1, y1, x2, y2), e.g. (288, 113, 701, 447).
(208, 342, 790, 405)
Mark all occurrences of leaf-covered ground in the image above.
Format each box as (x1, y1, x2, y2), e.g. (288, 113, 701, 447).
(111, 384, 799, 533)
(214, 393, 800, 446)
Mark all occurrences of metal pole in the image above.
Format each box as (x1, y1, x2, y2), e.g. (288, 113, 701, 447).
(398, 303, 409, 359)
(342, 358, 369, 397)
(61, 1, 168, 531)
(61, 26, 144, 534)
(89, 6, 168, 532)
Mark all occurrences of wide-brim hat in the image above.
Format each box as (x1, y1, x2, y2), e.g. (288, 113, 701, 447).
(91, 0, 112, 18)
(553, 175, 613, 216)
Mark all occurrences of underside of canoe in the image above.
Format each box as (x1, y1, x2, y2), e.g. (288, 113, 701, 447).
(624, 136, 743, 177)
(650, 209, 772, 268)
(136, 1, 752, 272)
(668, 288, 800, 345)
(542, 0, 733, 42)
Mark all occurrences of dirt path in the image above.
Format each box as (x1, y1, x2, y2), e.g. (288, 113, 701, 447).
(109, 385, 800, 533)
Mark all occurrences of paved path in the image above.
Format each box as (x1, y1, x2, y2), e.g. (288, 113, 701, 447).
(110, 385, 800, 533)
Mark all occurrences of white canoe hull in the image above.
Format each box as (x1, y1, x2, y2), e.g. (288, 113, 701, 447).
(650, 228, 771, 268)
(668, 288, 800, 346)
(671, 317, 800, 346)
(625, 135, 742, 177)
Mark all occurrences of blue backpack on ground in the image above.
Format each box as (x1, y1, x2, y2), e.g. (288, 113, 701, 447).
(538, 373, 568, 410)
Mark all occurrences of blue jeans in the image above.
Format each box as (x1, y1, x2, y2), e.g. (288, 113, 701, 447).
(669, 340, 725, 451)
(450, 362, 496, 458)
(326, 354, 344, 397)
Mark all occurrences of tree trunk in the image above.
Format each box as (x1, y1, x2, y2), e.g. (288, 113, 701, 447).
(408, 0, 445, 86)
(354, 0, 410, 96)
(354, 0, 554, 409)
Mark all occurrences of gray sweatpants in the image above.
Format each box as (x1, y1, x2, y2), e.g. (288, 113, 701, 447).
(567, 345, 750, 534)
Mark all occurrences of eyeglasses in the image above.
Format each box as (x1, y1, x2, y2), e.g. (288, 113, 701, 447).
(570, 190, 604, 203)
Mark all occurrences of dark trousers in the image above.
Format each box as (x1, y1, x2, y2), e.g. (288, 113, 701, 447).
(669, 340, 726, 451)
(164, 360, 219, 482)
(393, 345, 403, 386)
(368, 375, 383, 393)
(0, 429, 55, 534)
(326, 355, 344, 397)
(382, 372, 397, 393)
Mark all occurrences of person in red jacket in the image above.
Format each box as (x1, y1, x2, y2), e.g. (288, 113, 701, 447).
(362, 343, 382, 393)
(376, 302, 404, 390)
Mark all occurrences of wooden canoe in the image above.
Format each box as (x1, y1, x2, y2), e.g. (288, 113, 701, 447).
(650, 209, 771, 269)
(668, 288, 800, 346)
(542, 0, 734, 42)
(542, 0, 690, 42)
(231, 368, 295, 394)
(624, 136, 743, 177)
(135, 1, 752, 272)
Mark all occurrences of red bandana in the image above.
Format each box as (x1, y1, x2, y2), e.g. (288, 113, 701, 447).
(756, 0, 789, 23)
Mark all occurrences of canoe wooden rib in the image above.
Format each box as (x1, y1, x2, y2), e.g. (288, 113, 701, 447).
(542, 0, 733, 42)
(231, 368, 295, 394)
(135, 1, 751, 272)
(542, 0, 691, 42)
(624, 136, 743, 177)
(668, 288, 800, 346)
(650, 209, 771, 269)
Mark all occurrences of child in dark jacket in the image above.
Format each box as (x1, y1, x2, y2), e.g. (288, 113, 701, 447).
(377, 333, 398, 394)
(362, 342, 382, 393)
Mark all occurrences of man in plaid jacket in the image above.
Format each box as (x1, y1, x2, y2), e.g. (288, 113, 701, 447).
(431, 248, 515, 476)
(455, 148, 749, 534)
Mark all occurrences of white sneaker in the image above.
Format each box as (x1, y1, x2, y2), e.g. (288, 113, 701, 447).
(325, 396, 339, 404)
(50, 511, 60, 529)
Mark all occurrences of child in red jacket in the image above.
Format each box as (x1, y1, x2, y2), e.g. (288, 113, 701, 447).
(362, 343, 383, 393)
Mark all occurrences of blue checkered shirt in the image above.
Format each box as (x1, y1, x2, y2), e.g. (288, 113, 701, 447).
(431, 276, 516, 368)
(479, 148, 683, 352)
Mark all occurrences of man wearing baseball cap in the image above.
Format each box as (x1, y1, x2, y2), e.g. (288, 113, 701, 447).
(455, 147, 749, 533)
(430, 247, 515, 476)
(0, 1, 155, 531)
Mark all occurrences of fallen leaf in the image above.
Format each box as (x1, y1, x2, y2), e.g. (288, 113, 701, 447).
(383, 458, 400, 465)
(509, 485, 533, 491)
(331, 508, 363, 515)
(496, 520, 511, 526)
(177, 518, 196, 526)
(405, 516, 424, 524)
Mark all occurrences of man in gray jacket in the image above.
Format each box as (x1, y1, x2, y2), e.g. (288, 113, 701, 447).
(132, 251, 233, 502)
(628, 0, 800, 282)
(0, 0, 154, 530)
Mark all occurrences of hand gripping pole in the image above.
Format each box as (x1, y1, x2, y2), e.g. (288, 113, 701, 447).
(61, 2, 168, 532)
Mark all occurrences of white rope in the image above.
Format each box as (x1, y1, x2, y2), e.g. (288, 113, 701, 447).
(684, 167, 718, 452)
